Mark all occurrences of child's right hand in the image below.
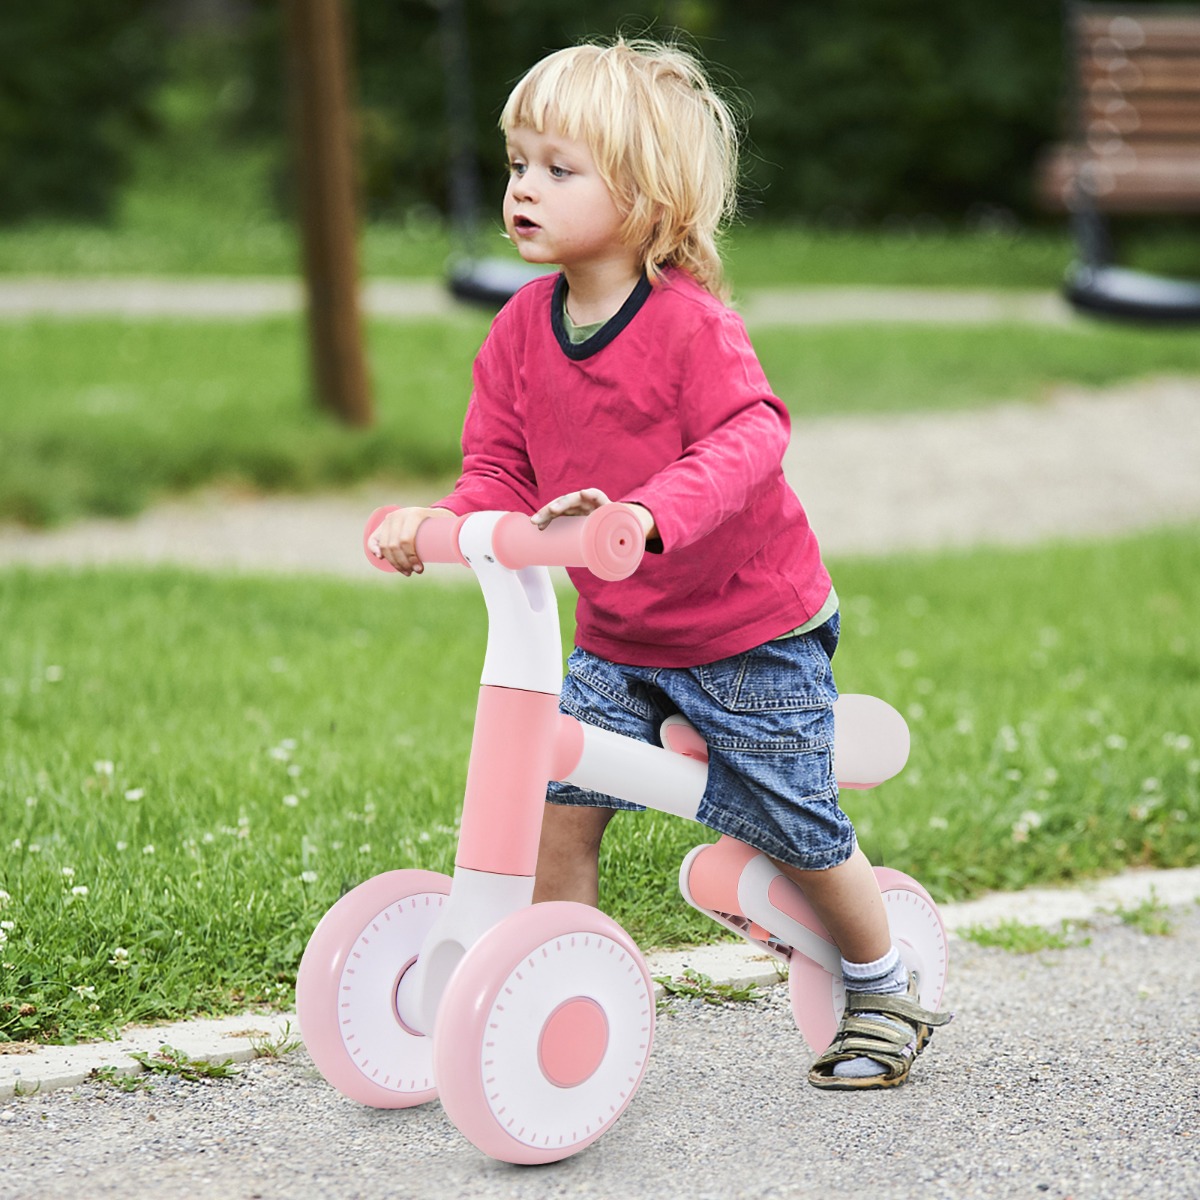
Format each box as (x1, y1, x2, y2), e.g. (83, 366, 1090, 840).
(367, 506, 455, 575)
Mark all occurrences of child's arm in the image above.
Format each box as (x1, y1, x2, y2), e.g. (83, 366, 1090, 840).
(368, 506, 457, 576)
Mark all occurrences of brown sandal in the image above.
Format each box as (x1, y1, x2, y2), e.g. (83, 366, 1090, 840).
(808, 976, 953, 1091)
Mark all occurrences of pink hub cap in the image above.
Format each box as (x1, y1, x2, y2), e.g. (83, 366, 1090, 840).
(537, 997, 609, 1088)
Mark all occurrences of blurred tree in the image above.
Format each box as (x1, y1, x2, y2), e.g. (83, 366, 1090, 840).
(0, 4, 168, 222)
(0, 0, 1080, 228)
(712, 0, 1064, 222)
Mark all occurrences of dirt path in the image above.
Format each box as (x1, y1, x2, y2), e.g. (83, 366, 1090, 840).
(1, 374, 1196, 576)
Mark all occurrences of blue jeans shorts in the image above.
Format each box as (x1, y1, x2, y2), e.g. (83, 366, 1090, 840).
(547, 615, 857, 871)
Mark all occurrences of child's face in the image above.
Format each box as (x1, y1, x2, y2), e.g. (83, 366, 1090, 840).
(503, 126, 633, 276)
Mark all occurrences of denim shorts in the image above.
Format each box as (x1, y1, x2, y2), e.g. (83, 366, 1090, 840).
(547, 615, 857, 871)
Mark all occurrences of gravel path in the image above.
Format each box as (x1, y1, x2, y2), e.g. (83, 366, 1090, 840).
(3, 904, 1198, 1200)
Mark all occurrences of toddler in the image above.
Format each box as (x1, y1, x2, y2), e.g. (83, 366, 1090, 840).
(371, 37, 948, 1089)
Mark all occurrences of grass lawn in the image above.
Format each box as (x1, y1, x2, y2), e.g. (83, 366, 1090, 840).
(2, 526, 1197, 1042)
(7, 215, 1200, 293)
(4, 314, 1200, 527)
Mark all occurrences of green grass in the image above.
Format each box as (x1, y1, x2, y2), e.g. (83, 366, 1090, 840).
(0, 316, 488, 525)
(958, 919, 1091, 954)
(7, 215, 1200, 292)
(753, 322, 1200, 419)
(5, 315, 1200, 527)
(2, 526, 1196, 1042)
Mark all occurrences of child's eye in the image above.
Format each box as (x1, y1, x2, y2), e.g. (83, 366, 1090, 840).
(548, 164, 571, 179)
(508, 160, 527, 176)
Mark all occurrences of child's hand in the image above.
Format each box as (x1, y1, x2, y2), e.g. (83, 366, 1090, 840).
(531, 490, 658, 540)
(368, 506, 455, 575)
(530, 488, 612, 528)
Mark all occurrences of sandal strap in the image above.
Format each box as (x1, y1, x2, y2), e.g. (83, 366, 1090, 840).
(845, 988, 955, 1029)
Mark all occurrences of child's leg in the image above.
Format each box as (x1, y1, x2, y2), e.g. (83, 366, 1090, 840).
(780, 845, 951, 1087)
(532, 803, 616, 906)
(772, 845, 890, 963)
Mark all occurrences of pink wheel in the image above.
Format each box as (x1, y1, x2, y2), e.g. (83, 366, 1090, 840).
(789, 867, 949, 1053)
(432, 902, 654, 1164)
(296, 869, 451, 1108)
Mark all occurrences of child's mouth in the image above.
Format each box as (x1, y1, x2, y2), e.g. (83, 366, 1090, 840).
(513, 215, 541, 235)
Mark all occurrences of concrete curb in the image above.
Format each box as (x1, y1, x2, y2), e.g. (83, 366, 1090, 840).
(4, 864, 1197, 1101)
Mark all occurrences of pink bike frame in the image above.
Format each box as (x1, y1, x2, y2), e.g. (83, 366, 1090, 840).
(365, 505, 911, 1034)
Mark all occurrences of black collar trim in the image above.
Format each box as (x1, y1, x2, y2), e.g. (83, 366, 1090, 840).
(551, 272, 653, 360)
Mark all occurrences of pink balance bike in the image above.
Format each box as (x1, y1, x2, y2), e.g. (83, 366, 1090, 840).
(296, 505, 950, 1165)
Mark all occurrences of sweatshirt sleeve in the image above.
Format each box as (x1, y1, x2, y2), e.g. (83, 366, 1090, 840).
(621, 307, 791, 551)
(433, 319, 540, 516)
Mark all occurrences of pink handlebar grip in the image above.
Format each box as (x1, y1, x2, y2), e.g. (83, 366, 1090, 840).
(364, 504, 645, 579)
(362, 506, 469, 572)
(492, 504, 645, 580)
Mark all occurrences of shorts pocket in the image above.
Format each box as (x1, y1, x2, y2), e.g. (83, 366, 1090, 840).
(695, 635, 837, 714)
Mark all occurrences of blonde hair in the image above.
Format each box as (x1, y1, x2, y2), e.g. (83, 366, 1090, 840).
(500, 37, 741, 298)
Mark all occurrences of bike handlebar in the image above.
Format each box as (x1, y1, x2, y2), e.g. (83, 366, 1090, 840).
(364, 504, 646, 582)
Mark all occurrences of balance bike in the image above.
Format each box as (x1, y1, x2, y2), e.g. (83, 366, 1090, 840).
(296, 505, 949, 1165)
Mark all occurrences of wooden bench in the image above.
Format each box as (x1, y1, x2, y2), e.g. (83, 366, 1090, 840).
(1037, 3, 1200, 320)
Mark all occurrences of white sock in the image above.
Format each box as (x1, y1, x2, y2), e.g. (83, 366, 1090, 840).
(831, 946, 909, 1079)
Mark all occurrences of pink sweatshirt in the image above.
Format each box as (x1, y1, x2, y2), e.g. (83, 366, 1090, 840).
(436, 269, 832, 667)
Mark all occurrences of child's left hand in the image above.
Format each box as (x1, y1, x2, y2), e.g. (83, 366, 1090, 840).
(531, 490, 658, 540)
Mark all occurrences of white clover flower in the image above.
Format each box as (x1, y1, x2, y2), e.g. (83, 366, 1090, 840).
(71, 984, 95, 997)
(357, 844, 372, 855)
(269, 746, 290, 761)
(61, 866, 75, 880)
(928, 816, 949, 831)
(1105, 734, 1128, 751)
(0, 889, 10, 909)
(94, 760, 115, 776)
(109, 947, 130, 969)
(1011, 810, 1043, 843)
(142, 844, 155, 856)
(282, 795, 300, 808)
(71, 886, 89, 898)
(299, 871, 318, 884)
(124, 787, 145, 802)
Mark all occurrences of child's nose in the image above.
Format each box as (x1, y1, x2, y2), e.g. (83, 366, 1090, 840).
(509, 174, 536, 203)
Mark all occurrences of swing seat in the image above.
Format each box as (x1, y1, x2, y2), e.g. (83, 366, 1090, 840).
(1065, 263, 1200, 324)
(448, 257, 545, 308)
(1036, 4, 1200, 326)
